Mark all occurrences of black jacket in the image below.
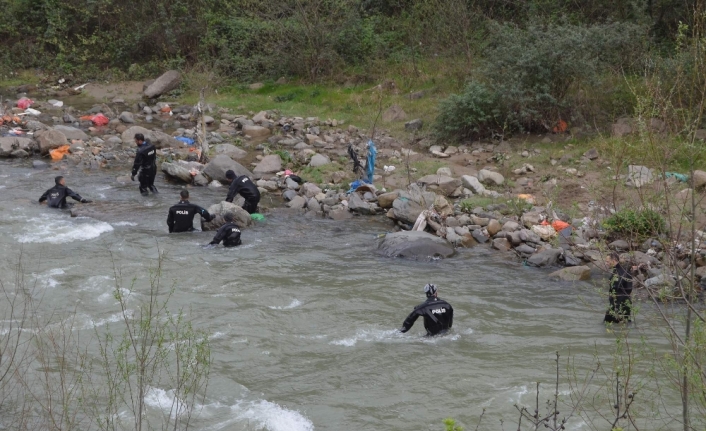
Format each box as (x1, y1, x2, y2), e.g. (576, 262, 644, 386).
(226, 175, 260, 203)
(209, 222, 242, 247)
(38, 185, 84, 208)
(609, 263, 633, 298)
(132, 141, 157, 176)
(400, 297, 454, 336)
(167, 200, 212, 233)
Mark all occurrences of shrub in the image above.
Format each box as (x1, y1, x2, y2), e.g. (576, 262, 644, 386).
(603, 208, 666, 239)
(434, 81, 505, 139)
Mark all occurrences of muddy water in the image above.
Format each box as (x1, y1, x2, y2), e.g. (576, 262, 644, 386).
(0, 159, 681, 430)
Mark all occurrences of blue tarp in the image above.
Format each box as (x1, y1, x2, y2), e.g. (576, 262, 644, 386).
(366, 140, 377, 183)
(176, 136, 195, 145)
(347, 179, 371, 194)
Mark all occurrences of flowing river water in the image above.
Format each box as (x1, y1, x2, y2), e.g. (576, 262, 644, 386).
(0, 159, 684, 430)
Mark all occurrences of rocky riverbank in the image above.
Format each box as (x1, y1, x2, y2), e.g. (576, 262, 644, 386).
(3, 72, 706, 290)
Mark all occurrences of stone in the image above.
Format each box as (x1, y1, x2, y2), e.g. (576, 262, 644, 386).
(626, 165, 653, 188)
(692, 170, 706, 190)
(193, 173, 209, 186)
(583, 148, 599, 160)
(694, 129, 706, 141)
(242, 125, 271, 138)
(119, 111, 135, 123)
(471, 215, 489, 226)
(214, 143, 247, 160)
(161, 162, 193, 183)
(287, 195, 307, 209)
(144, 70, 181, 98)
(328, 208, 353, 221)
(436, 167, 453, 177)
(549, 266, 591, 281)
(36, 129, 68, 154)
(309, 154, 331, 167)
(301, 183, 322, 198)
(472, 230, 489, 243)
(502, 221, 520, 232)
(416, 175, 461, 196)
(121, 126, 181, 149)
(349, 193, 374, 215)
(527, 248, 563, 267)
(285, 177, 300, 190)
(609, 240, 630, 251)
(204, 116, 215, 125)
(563, 251, 582, 266)
(378, 191, 399, 209)
(507, 231, 523, 246)
(392, 197, 424, 225)
(612, 121, 632, 137)
(382, 104, 407, 122)
(515, 244, 536, 255)
(521, 212, 543, 228)
(487, 219, 502, 236)
(477, 169, 504, 186)
(306, 197, 321, 212)
(252, 111, 268, 123)
(644, 274, 676, 288)
(377, 231, 455, 259)
(201, 201, 251, 231)
(25, 120, 48, 131)
(282, 190, 298, 201)
(202, 154, 253, 183)
(446, 230, 462, 246)
(404, 119, 423, 131)
(492, 238, 511, 252)
(461, 175, 486, 195)
(52, 125, 88, 141)
(253, 154, 282, 177)
(249, 82, 264, 90)
(0, 137, 33, 157)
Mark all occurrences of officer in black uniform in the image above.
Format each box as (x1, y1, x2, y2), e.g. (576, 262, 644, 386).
(400, 283, 454, 336)
(225, 170, 260, 214)
(604, 252, 634, 323)
(208, 213, 242, 247)
(38, 176, 92, 208)
(131, 133, 158, 196)
(167, 190, 214, 233)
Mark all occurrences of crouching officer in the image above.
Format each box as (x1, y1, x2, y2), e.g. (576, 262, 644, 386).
(167, 190, 214, 233)
(39, 176, 92, 208)
(225, 170, 260, 214)
(208, 213, 242, 247)
(399, 283, 453, 336)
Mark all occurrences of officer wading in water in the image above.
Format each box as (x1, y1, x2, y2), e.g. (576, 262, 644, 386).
(131, 133, 158, 196)
(604, 252, 635, 324)
(207, 213, 242, 247)
(225, 170, 260, 214)
(39, 176, 92, 208)
(167, 190, 214, 233)
(399, 284, 454, 336)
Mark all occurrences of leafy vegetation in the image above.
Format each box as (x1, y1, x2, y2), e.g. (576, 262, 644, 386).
(603, 208, 666, 239)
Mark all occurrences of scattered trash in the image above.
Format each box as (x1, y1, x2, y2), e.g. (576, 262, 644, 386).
(553, 119, 568, 133)
(664, 172, 688, 182)
(17, 97, 33, 109)
(7, 128, 24, 136)
(175, 136, 195, 145)
(517, 193, 536, 204)
(160, 106, 172, 113)
(58, 78, 65, 84)
(551, 219, 570, 232)
(383, 165, 395, 174)
(48, 99, 64, 107)
(74, 83, 88, 91)
(366, 140, 377, 183)
(251, 213, 265, 222)
(532, 224, 557, 240)
(24, 108, 41, 116)
(91, 113, 109, 126)
(49, 145, 70, 161)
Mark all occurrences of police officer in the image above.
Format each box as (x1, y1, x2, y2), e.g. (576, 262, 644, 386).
(604, 252, 634, 323)
(131, 133, 158, 196)
(225, 170, 260, 214)
(39, 176, 92, 208)
(208, 213, 242, 247)
(167, 190, 214, 233)
(399, 283, 454, 336)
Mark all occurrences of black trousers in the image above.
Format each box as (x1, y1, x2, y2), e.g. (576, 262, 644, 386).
(242, 198, 259, 214)
(604, 294, 632, 323)
(138, 168, 157, 194)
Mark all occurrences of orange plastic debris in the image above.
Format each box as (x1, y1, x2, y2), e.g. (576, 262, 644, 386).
(553, 119, 568, 133)
(80, 115, 93, 121)
(49, 145, 70, 161)
(552, 220, 570, 232)
(12, 116, 21, 124)
(2, 115, 11, 123)
(91, 113, 109, 126)
(517, 193, 536, 204)
(160, 106, 172, 113)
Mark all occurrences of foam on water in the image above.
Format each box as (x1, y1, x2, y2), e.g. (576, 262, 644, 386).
(112, 221, 137, 226)
(233, 400, 314, 431)
(144, 387, 186, 418)
(268, 299, 302, 310)
(17, 216, 113, 244)
(34, 268, 65, 288)
(330, 328, 403, 347)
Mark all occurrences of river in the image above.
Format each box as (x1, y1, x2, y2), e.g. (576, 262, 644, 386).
(0, 159, 683, 430)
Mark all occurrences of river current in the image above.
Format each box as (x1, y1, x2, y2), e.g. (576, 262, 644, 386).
(0, 160, 679, 430)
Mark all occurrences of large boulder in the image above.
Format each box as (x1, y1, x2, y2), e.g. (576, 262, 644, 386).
(121, 126, 181, 149)
(477, 169, 504, 186)
(382, 104, 407, 122)
(377, 231, 455, 259)
(391, 197, 424, 224)
(214, 143, 247, 160)
(36, 129, 68, 154)
(52, 125, 88, 141)
(378, 191, 399, 209)
(692, 170, 706, 190)
(549, 266, 592, 281)
(253, 154, 282, 177)
(202, 154, 253, 183)
(626, 165, 653, 188)
(161, 162, 193, 183)
(0, 137, 33, 157)
(309, 154, 331, 167)
(144, 70, 181, 98)
(527, 248, 563, 267)
(416, 175, 461, 196)
(201, 201, 251, 231)
(461, 175, 486, 194)
(348, 193, 374, 215)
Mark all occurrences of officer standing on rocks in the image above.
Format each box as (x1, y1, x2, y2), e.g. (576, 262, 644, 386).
(399, 283, 454, 336)
(131, 133, 158, 195)
(167, 190, 214, 233)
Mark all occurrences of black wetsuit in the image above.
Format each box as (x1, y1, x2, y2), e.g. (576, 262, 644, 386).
(400, 297, 454, 336)
(226, 175, 260, 214)
(604, 263, 633, 323)
(209, 222, 242, 247)
(132, 140, 158, 195)
(38, 185, 85, 208)
(167, 200, 213, 233)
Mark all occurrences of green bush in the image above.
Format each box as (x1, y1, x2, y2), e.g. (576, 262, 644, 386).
(434, 81, 505, 139)
(603, 208, 666, 239)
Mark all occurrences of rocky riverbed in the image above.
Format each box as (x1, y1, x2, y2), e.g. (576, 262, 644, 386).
(3, 71, 706, 292)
